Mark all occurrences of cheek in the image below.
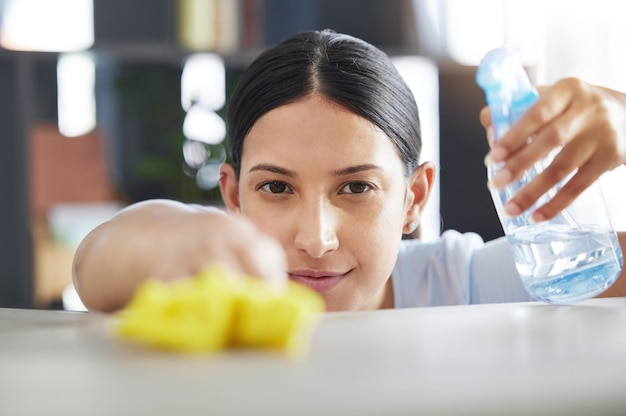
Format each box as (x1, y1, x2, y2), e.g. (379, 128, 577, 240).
(355, 210, 403, 263)
(364, 197, 406, 259)
(342, 199, 405, 268)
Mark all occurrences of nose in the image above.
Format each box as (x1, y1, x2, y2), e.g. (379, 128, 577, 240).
(293, 198, 340, 258)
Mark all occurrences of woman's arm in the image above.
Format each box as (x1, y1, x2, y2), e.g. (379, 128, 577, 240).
(72, 199, 286, 312)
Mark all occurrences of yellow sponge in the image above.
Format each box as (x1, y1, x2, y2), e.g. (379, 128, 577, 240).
(115, 266, 324, 355)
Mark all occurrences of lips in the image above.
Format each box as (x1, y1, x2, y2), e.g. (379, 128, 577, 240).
(288, 270, 349, 292)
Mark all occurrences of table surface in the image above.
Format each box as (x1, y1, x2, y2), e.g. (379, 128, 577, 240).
(2, 297, 626, 416)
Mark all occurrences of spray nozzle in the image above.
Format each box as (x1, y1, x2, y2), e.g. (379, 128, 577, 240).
(476, 46, 538, 110)
(476, 46, 539, 138)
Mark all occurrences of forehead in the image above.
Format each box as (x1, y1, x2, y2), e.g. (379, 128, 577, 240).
(240, 95, 404, 172)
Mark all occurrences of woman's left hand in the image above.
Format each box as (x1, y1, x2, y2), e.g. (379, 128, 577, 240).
(480, 77, 626, 222)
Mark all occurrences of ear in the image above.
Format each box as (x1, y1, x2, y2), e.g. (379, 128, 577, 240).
(403, 161, 436, 234)
(219, 163, 241, 214)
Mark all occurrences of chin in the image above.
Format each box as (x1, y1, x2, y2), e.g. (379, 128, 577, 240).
(320, 296, 361, 312)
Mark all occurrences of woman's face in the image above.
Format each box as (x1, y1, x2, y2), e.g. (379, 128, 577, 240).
(222, 94, 428, 311)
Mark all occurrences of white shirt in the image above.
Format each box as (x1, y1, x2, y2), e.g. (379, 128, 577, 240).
(392, 230, 532, 308)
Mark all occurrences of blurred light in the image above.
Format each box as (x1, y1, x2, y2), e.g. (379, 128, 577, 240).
(181, 53, 225, 111)
(178, 0, 218, 51)
(178, 0, 238, 52)
(181, 53, 226, 190)
(196, 162, 221, 190)
(182, 104, 226, 145)
(540, 0, 626, 89)
(444, 0, 542, 66)
(445, 0, 505, 65)
(182, 140, 209, 168)
(62, 284, 87, 311)
(0, 0, 93, 52)
(57, 52, 96, 137)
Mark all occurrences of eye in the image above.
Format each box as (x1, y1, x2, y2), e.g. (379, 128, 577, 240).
(259, 181, 292, 194)
(340, 181, 372, 194)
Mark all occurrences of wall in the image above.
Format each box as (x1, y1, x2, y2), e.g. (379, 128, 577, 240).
(0, 54, 34, 308)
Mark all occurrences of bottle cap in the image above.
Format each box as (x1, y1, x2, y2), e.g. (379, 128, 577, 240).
(476, 46, 539, 136)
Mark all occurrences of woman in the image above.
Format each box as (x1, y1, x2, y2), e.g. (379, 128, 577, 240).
(73, 30, 626, 312)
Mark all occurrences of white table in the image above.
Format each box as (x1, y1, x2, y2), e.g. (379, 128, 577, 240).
(2, 297, 626, 416)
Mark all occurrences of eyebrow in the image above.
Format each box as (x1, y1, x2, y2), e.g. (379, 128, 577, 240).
(248, 163, 382, 177)
(248, 164, 296, 177)
(332, 164, 382, 176)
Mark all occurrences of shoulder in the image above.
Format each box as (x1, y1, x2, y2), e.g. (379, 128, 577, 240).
(397, 230, 485, 266)
(393, 232, 532, 308)
(393, 230, 486, 307)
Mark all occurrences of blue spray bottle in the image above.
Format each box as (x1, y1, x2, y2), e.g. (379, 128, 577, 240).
(476, 47, 623, 303)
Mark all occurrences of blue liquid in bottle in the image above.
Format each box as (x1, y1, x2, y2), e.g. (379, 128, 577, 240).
(509, 224, 622, 303)
(476, 47, 623, 304)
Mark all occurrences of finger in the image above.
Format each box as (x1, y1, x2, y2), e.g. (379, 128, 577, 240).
(503, 136, 596, 216)
(233, 235, 288, 291)
(491, 134, 555, 189)
(490, 80, 575, 163)
(479, 106, 496, 147)
(230, 216, 289, 286)
(531, 157, 609, 222)
(492, 103, 588, 189)
(479, 106, 492, 128)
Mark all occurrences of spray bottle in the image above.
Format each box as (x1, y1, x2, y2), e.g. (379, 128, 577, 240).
(476, 47, 623, 303)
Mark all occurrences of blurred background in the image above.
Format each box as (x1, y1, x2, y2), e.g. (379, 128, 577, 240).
(1, 0, 625, 310)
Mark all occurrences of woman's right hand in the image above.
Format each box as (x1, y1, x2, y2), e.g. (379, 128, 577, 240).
(481, 78, 626, 221)
(72, 200, 287, 312)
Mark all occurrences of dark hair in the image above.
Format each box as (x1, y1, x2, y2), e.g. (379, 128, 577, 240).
(226, 29, 421, 178)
